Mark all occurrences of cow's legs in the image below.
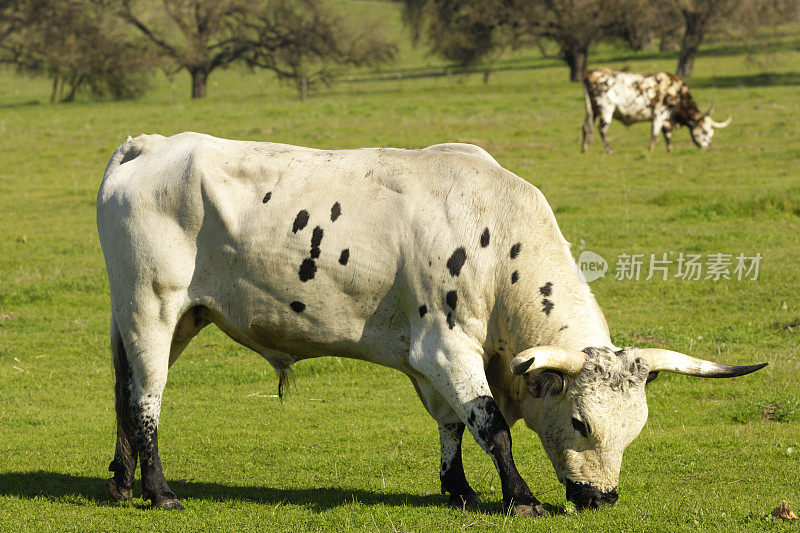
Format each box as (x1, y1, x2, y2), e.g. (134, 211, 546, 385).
(662, 127, 673, 153)
(110, 305, 185, 510)
(410, 333, 545, 517)
(439, 422, 482, 508)
(582, 114, 596, 153)
(597, 109, 613, 154)
(651, 115, 668, 152)
(108, 315, 137, 502)
(409, 377, 482, 508)
(129, 328, 182, 509)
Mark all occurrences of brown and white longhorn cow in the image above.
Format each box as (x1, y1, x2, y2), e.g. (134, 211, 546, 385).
(582, 68, 731, 153)
(98, 133, 764, 515)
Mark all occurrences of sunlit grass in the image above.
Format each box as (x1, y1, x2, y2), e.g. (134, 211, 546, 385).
(1, 2, 798, 531)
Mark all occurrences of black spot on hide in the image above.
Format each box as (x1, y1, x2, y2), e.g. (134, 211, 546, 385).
(511, 271, 519, 284)
(292, 210, 309, 233)
(446, 312, 455, 329)
(418, 305, 427, 318)
(468, 396, 509, 444)
(542, 299, 554, 315)
(262, 192, 272, 203)
(559, 324, 569, 331)
(539, 282, 553, 297)
(290, 301, 306, 313)
(446, 290, 458, 309)
(330, 202, 341, 221)
(480, 228, 490, 247)
(510, 243, 521, 259)
(339, 249, 350, 265)
(310, 226, 324, 259)
(298, 259, 316, 282)
(446, 247, 467, 277)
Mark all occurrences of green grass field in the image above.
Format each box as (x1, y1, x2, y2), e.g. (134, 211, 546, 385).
(1, 2, 799, 531)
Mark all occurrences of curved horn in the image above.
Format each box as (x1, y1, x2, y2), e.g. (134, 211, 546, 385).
(710, 115, 732, 128)
(639, 348, 767, 378)
(702, 102, 715, 117)
(511, 346, 587, 376)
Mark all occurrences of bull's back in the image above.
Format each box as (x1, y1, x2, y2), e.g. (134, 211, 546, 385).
(97, 133, 518, 365)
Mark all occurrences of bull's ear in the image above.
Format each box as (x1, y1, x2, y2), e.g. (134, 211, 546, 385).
(646, 371, 660, 385)
(526, 371, 565, 398)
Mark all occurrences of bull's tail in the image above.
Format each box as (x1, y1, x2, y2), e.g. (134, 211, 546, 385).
(102, 136, 137, 180)
(102, 134, 167, 182)
(581, 81, 595, 153)
(107, 313, 137, 501)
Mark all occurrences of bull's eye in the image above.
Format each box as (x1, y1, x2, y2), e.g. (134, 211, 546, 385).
(571, 417, 590, 438)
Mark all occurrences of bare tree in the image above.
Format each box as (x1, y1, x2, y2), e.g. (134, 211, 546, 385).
(116, 0, 395, 99)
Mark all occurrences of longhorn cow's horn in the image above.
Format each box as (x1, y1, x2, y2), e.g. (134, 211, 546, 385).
(703, 102, 715, 117)
(638, 348, 767, 378)
(711, 115, 732, 128)
(510, 346, 587, 376)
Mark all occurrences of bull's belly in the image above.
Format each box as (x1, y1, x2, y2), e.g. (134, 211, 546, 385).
(190, 246, 414, 372)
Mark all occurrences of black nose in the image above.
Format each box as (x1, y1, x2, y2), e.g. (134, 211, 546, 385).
(565, 480, 619, 510)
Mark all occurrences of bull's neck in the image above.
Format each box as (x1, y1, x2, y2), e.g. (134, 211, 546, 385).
(492, 235, 613, 357)
(484, 176, 614, 358)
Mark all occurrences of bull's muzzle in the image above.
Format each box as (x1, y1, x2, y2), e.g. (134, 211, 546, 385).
(565, 480, 619, 510)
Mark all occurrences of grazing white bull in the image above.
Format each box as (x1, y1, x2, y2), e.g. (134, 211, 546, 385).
(98, 132, 765, 515)
(582, 68, 731, 153)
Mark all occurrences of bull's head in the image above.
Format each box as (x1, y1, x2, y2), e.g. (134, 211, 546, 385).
(689, 104, 732, 149)
(511, 346, 766, 510)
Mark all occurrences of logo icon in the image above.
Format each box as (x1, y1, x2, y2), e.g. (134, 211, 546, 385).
(577, 250, 608, 283)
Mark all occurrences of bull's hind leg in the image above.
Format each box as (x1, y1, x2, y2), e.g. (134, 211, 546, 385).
(597, 108, 614, 154)
(111, 306, 187, 510)
(582, 112, 596, 153)
(108, 316, 136, 502)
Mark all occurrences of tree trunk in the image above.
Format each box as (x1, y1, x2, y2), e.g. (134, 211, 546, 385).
(563, 46, 587, 82)
(50, 76, 61, 104)
(190, 69, 208, 99)
(299, 76, 307, 101)
(676, 11, 705, 78)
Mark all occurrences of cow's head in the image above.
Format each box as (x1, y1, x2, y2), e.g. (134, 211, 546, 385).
(511, 346, 766, 510)
(689, 106, 732, 148)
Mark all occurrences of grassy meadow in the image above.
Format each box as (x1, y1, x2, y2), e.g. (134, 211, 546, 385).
(1, 2, 799, 531)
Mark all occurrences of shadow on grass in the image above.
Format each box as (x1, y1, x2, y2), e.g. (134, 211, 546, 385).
(0, 99, 42, 109)
(689, 72, 800, 88)
(0, 471, 470, 512)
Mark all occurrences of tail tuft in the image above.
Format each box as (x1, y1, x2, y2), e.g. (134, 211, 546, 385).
(276, 363, 295, 401)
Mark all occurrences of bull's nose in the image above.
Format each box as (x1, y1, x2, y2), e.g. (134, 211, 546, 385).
(565, 480, 618, 510)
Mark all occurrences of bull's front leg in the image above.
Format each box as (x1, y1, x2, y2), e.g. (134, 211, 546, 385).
(651, 114, 668, 152)
(463, 395, 545, 516)
(410, 333, 545, 517)
(439, 422, 481, 508)
(662, 126, 674, 153)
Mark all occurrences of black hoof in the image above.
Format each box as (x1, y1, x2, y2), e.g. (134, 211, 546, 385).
(152, 498, 184, 511)
(108, 478, 133, 502)
(448, 491, 482, 510)
(512, 503, 547, 517)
